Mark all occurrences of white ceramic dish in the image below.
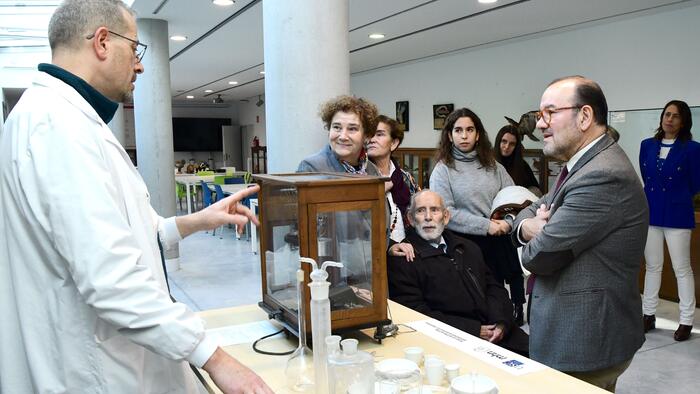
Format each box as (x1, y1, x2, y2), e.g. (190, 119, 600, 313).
(450, 373, 499, 394)
(375, 383, 449, 394)
(375, 358, 422, 393)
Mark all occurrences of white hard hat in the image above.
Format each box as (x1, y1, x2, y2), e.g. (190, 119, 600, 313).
(490, 186, 539, 219)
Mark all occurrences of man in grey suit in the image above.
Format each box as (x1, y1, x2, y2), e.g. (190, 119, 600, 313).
(513, 76, 648, 392)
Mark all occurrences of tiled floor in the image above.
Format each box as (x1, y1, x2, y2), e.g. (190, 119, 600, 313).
(168, 226, 262, 311)
(170, 226, 700, 394)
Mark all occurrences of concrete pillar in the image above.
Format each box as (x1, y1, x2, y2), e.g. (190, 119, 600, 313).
(133, 18, 179, 270)
(108, 103, 126, 146)
(263, 0, 350, 173)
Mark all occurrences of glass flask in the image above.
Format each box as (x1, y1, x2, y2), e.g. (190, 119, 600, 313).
(285, 269, 314, 392)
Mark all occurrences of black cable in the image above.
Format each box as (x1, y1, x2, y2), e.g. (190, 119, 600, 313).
(251, 328, 295, 356)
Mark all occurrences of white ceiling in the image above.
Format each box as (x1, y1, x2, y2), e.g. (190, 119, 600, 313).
(131, 0, 694, 105)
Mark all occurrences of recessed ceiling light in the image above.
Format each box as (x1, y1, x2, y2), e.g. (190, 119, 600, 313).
(478, 0, 498, 4)
(170, 35, 187, 41)
(204, 89, 213, 93)
(228, 81, 238, 85)
(186, 95, 194, 99)
(212, 0, 235, 6)
(259, 70, 265, 75)
(368, 33, 385, 40)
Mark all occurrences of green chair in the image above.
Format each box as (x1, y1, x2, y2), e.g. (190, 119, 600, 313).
(213, 175, 234, 185)
(175, 183, 187, 211)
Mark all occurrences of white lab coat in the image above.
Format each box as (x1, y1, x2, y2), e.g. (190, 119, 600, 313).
(0, 72, 217, 393)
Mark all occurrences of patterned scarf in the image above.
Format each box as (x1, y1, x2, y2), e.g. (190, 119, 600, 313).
(340, 149, 369, 174)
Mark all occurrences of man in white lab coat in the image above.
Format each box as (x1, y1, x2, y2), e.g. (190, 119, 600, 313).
(0, 1, 272, 393)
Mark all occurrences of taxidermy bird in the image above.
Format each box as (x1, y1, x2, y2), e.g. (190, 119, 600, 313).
(505, 111, 540, 142)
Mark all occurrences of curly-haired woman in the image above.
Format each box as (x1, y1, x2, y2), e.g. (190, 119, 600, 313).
(297, 95, 379, 175)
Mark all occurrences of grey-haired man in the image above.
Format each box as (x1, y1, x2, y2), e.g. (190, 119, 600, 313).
(0, 1, 271, 393)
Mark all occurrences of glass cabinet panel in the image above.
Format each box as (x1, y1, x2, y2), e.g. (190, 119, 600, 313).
(254, 172, 389, 334)
(316, 209, 373, 312)
(263, 183, 300, 310)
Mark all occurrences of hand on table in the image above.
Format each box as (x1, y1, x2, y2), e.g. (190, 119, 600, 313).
(203, 348, 273, 394)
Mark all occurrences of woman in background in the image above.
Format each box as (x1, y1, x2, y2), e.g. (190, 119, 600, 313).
(494, 125, 541, 196)
(640, 100, 700, 342)
(430, 108, 525, 325)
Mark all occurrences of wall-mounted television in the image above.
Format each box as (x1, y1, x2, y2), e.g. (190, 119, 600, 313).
(172, 117, 230, 151)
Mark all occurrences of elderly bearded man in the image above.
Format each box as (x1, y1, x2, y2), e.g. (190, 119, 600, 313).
(387, 190, 529, 356)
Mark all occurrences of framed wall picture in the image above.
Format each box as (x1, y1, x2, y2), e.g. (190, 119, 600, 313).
(396, 101, 409, 132)
(433, 104, 454, 130)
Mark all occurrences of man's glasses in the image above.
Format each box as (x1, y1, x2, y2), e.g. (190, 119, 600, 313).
(86, 30, 148, 62)
(535, 106, 581, 127)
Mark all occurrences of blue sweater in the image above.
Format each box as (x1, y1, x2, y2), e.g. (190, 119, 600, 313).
(639, 137, 700, 228)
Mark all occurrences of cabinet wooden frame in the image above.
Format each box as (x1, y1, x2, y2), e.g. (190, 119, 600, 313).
(254, 172, 388, 335)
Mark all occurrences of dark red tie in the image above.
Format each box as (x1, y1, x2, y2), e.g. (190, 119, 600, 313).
(553, 166, 569, 193)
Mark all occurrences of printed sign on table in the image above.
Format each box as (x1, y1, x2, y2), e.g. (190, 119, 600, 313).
(408, 319, 546, 376)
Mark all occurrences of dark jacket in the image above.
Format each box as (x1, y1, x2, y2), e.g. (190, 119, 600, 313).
(499, 155, 540, 191)
(639, 138, 700, 229)
(388, 228, 528, 355)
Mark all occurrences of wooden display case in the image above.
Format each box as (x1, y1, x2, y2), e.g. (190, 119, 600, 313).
(394, 148, 437, 189)
(253, 172, 389, 338)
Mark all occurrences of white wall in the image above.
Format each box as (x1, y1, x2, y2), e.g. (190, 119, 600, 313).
(351, 4, 700, 153)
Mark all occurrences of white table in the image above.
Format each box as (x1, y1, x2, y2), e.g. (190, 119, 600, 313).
(204, 184, 257, 242)
(219, 183, 256, 195)
(197, 302, 608, 394)
(175, 174, 216, 214)
(223, 186, 257, 245)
